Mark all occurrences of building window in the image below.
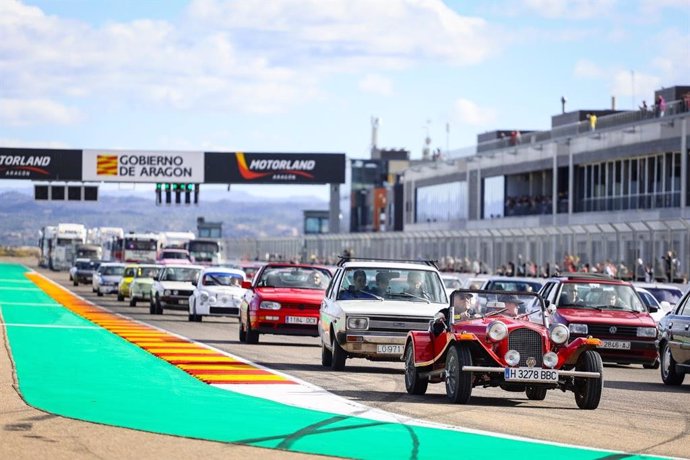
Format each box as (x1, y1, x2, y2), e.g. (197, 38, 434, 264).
(416, 181, 468, 223)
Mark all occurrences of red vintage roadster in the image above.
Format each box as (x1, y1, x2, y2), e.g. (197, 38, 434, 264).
(404, 290, 605, 409)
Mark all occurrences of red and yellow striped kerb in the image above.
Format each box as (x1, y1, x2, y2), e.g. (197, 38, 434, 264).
(96, 155, 118, 176)
(25, 272, 295, 385)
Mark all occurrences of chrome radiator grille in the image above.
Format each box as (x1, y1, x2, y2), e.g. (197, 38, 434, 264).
(508, 328, 543, 367)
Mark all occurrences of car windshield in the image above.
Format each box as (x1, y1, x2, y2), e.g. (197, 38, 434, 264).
(442, 277, 463, 290)
(136, 266, 159, 278)
(484, 279, 542, 293)
(202, 272, 243, 287)
(337, 268, 447, 303)
(76, 261, 95, 270)
(257, 267, 331, 289)
(645, 288, 683, 305)
(101, 266, 124, 276)
(161, 267, 201, 282)
(160, 251, 188, 259)
(450, 290, 546, 326)
(556, 282, 646, 312)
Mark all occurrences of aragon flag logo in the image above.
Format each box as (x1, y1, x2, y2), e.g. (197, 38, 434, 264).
(97, 155, 118, 176)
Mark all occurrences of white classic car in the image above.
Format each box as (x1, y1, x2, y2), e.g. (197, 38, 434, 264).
(128, 264, 161, 306)
(319, 259, 448, 371)
(149, 264, 204, 315)
(92, 262, 125, 296)
(188, 267, 246, 322)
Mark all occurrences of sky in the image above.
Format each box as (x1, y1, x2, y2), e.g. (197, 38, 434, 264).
(1, 0, 689, 201)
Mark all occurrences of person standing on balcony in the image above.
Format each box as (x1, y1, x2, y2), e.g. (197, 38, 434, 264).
(588, 113, 597, 131)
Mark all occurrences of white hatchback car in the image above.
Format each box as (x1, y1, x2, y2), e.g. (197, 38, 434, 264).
(92, 262, 126, 297)
(149, 264, 204, 315)
(188, 267, 246, 322)
(319, 259, 448, 371)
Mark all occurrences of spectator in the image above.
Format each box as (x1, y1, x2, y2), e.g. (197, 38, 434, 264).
(639, 100, 648, 112)
(588, 113, 597, 131)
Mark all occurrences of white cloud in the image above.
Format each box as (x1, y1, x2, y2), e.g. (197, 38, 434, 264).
(451, 98, 497, 126)
(0, 98, 82, 126)
(358, 74, 393, 96)
(0, 0, 497, 124)
(611, 71, 660, 102)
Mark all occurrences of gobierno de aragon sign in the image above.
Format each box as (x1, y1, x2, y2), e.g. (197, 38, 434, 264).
(82, 149, 205, 183)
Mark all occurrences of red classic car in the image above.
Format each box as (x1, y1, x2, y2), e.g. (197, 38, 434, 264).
(238, 263, 332, 344)
(404, 290, 605, 409)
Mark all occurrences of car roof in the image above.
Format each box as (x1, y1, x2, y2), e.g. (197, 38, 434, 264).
(340, 261, 439, 271)
(160, 264, 204, 269)
(548, 273, 630, 285)
(484, 276, 543, 283)
(99, 262, 125, 267)
(631, 282, 683, 291)
(201, 267, 245, 276)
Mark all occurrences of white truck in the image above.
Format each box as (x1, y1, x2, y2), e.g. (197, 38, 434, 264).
(38, 225, 57, 268)
(50, 223, 87, 270)
(92, 227, 124, 261)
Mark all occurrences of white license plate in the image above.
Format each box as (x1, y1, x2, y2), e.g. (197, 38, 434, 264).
(377, 344, 404, 354)
(504, 367, 559, 382)
(599, 340, 631, 350)
(286, 316, 317, 325)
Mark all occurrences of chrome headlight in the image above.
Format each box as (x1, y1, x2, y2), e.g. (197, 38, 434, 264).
(260, 301, 281, 310)
(347, 317, 369, 330)
(637, 327, 657, 338)
(164, 289, 171, 296)
(543, 352, 559, 368)
(568, 323, 588, 335)
(504, 349, 520, 366)
(550, 324, 570, 344)
(199, 292, 209, 303)
(487, 321, 508, 342)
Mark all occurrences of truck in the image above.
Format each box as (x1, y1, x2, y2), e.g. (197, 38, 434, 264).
(187, 238, 224, 265)
(38, 226, 57, 268)
(123, 232, 162, 263)
(49, 223, 87, 270)
(91, 227, 125, 261)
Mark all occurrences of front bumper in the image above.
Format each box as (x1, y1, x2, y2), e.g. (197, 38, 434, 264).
(335, 331, 408, 359)
(572, 334, 658, 365)
(251, 311, 319, 337)
(98, 283, 119, 294)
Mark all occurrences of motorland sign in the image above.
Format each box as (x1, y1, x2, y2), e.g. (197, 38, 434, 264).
(83, 150, 204, 183)
(204, 152, 346, 184)
(0, 148, 82, 180)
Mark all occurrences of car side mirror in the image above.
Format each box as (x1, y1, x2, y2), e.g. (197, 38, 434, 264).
(546, 302, 556, 315)
(647, 304, 659, 313)
(191, 279, 197, 286)
(241, 280, 251, 289)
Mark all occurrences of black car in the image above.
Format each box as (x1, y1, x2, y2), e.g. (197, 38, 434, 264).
(71, 259, 101, 286)
(657, 290, 690, 385)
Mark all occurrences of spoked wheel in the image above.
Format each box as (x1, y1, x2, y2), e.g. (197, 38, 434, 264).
(445, 343, 472, 404)
(525, 385, 548, 400)
(660, 341, 685, 385)
(574, 350, 603, 409)
(404, 342, 428, 395)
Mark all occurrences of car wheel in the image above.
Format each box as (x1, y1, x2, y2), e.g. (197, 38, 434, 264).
(643, 358, 660, 370)
(155, 296, 164, 315)
(445, 343, 472, 404)
(97, 290, 103, 297)
(73, 280, 78, 286)
(525, 385, 547, 400)
(238, 318, 247, 342)
(129, 297, 137, 307)
(404, 341, 428, 395)
(246, 317, 259, 344)
(330, 334, 347, 371)
(117, 293, 124, 302)
(321, 340, 332, 367)
(574, 350, 603, 410)
(660, 341, 685, 385)
(188, 314, 196, 322)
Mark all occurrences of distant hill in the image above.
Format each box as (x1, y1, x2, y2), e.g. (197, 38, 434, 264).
(0, 189, 328, 246)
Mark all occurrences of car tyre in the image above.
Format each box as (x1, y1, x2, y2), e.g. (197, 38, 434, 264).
(246, 317, 259, 344)
(321, 340, 332, 367)
(404, 341, 428, 395)
(97, 290, 103, 297)
(574, 350, 603, 410)
(117, 293, 124, 302)
(445, 343, 472, 404)
(238, 318, 247, 342)
(643, 358, 660, 370)
(129, 297, 137, 307)
(73, 280, 78, 287)
(331, 336, 346, 371)
(660, 341, 685, 385)
(525, 385, 547, 400)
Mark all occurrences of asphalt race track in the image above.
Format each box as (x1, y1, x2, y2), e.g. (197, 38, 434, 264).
(2, 259, 689, 459)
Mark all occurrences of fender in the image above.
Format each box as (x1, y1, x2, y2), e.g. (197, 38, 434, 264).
(559, 337, 602, 366)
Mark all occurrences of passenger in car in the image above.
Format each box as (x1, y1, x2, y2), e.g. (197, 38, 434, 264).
(405, 271, 429, 299)
(559, 285, 582, 306)
(369, 272, 390, 297)
(339, 270, 369, 299)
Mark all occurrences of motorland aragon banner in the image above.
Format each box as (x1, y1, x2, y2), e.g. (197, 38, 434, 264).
(204, 152, 346, 184)
(0, 148, 82, 180)
(83, 150, 204, 183)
